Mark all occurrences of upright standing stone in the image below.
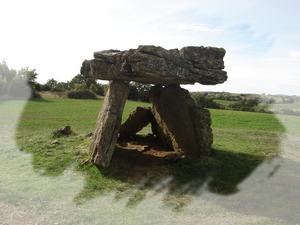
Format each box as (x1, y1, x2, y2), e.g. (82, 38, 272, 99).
(150, 85, 213, 157)
(90, 80, 130, 168)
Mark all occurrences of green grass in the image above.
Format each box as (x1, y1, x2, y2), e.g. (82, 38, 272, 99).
(214, 99, 235, 106)
(210, 109, 285, 132)
(13, 98, 299, 210)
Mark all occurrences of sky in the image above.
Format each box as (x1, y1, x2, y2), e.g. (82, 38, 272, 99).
(1, 0, 300, 95)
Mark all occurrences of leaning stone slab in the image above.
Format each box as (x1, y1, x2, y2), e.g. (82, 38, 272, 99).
(81, 45, 227, 85)
(150, 85, 213, 157)
(119, 106, 153, 139)
(90, 80, 130, 168)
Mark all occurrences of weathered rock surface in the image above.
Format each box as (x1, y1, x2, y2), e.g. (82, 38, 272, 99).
(81, 45, 227, 85)
(83, 45, 226, 168)
(119, 106, 153, 139)
(150, 85, 213, 157)
(90, 80, 130, 168)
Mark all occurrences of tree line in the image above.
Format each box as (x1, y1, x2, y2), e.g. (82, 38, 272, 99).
(0, 61, 278, 113)
(0, 61, 39, 99)
(0, 61, 151, 102)
(191, 92, 271, 113)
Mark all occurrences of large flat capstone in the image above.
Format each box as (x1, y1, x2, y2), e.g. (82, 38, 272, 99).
(81, 45, 227, 85)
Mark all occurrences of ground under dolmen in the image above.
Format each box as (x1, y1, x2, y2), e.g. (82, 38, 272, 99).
(81, 45, 227, 168)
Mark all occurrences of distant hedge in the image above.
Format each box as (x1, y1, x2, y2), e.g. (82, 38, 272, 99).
(191, 92, 222, 109)
(67, 90, 97, 99)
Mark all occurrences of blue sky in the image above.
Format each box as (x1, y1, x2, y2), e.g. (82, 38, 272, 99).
(1, 0, 300, 95)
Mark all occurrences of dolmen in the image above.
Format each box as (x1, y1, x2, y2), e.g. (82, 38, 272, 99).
(81, 45, 227, 168)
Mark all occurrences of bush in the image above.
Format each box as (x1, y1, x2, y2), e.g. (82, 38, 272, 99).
(39, 84, 51, 91)
(128, 85, 139, 101)
(191, 92, 221, 109)
(90, 83, 104, 96)
(127, 82, 151, 102)
(231, 98, 260, 112)
(67, 90, 97, 99)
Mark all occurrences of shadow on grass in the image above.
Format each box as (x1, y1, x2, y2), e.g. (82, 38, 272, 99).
(18, 129, 281, 210)
(74, 145, 274, 210)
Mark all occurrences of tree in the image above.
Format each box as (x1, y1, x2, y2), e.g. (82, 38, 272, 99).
(0, 60, 17, 81)
(128, 84, 138, 100)
(231, 98, 260, 112)
(90, 83, 104, 96)
(0, 61, 17, 95)
(191, 92, 221, 109)
(45, 78, 58, 91)
(129, 82, 151, 102)
(136, 83, 151, 102)
(69, 74, 96, 90)
(17, 67, 40, 99)
(18, 68, 38, 89)
(68, 74, 106, 95)
(1, 61, 41, 99)
(55, 82, 70, 91)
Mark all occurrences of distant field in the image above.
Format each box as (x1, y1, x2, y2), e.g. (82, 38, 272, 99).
(214, 99, 235, 106)
(12, 98, 300, 208)
(271, 102, 300, 111)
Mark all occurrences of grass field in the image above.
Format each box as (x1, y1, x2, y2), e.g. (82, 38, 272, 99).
(214, 99, 235, 106)
(14, 98, 298, 209)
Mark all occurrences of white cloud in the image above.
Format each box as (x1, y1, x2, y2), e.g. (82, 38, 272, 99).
(0, 0, 299, 95)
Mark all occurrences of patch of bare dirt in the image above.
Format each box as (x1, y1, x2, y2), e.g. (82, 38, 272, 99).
(117, 135, 183, 160)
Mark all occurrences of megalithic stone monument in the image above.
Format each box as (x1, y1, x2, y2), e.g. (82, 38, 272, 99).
(81, 45, 227, 168)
